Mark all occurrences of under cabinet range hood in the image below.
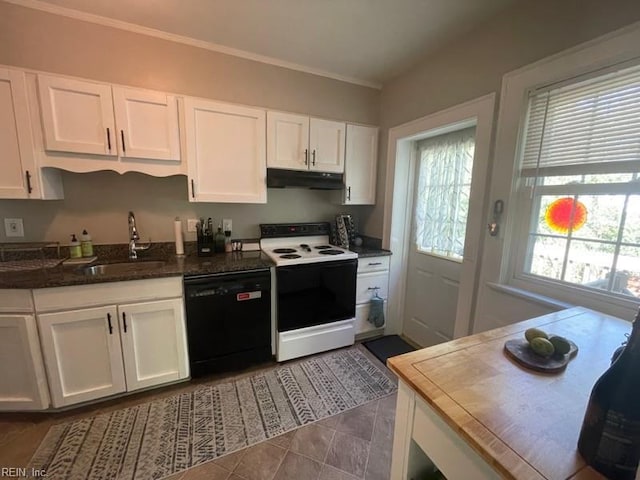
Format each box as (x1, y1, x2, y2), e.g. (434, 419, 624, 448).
(266, 168, 344, 190)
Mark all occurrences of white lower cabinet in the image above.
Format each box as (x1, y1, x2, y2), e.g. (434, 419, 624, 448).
(0, 314, 50, 411)
(35, 277, 189, 408)
(355, 255, 390, 338)
(38, 306, 126, 407)
(119, 299, 188, 391)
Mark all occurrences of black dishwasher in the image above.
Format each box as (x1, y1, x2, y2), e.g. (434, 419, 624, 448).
(184, 269, 271, 377)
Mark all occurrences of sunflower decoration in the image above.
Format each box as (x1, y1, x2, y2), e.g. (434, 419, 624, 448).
(545, 197, 587, 234)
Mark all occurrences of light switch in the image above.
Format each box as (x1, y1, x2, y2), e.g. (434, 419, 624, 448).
(4, 218, 24, 237)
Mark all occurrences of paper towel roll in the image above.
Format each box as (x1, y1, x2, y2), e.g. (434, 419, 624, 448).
(174, 218, 184, 255)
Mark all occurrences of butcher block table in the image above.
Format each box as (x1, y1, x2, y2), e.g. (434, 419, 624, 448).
(388, 307, 634, 480)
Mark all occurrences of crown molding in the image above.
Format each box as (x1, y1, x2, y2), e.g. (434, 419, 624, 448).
(3, 0, 382, 90)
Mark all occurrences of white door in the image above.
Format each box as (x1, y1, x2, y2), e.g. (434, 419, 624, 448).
(344, 124, 378, 205)
(266, 111, 309, 170)
(112, 86, 181, 161)
(309, 118, 345, 173)
(38, 306, 126, 407)
(37, 74, 116, 156)
(403, 127, 482, 347)
(183, 97, 267, 203)
(0, 69, 35, 199)
(0, 315, 50, 410)
(118, 299, 189, 392)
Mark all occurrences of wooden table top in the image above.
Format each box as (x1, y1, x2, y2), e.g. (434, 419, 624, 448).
(388, 307, 633, 480)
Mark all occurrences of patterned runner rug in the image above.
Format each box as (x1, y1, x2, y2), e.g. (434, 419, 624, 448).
(28, 346, 396, 480)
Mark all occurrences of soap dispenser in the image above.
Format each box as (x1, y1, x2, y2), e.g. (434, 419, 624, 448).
(80, 229, 94, 257)
(69, 234, 82, 259)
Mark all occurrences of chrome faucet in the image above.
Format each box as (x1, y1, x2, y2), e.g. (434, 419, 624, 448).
(128, 211, 151, 259)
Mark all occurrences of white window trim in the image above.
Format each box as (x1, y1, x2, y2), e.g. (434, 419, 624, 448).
(484, 21, 640, 319)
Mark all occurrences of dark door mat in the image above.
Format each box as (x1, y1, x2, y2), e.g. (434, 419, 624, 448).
(363, 335, 416, 365)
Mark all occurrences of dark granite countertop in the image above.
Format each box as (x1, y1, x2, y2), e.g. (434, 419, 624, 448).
(0, 251, 275, 289)
(350, 247, 392, 258)
(0, 241, 392, 289)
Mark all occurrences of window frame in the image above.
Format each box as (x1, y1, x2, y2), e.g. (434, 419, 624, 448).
(486, 24, 640, 318)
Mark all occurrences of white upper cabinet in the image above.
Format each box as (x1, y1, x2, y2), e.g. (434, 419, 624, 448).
(267, 111, 309, 171)
(343, 124, 378, 205)
(112, 87, 180, 162)
(309, 118, 345, 173)
(183, 97, 267, 203)
(267, 111, 345, 173)
(38, 74, 116, 156)
(37, 74, 182, 175)
(0, 69, 39, 199)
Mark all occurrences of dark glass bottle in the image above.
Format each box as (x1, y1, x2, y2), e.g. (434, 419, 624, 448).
(577, 308, 640, 479)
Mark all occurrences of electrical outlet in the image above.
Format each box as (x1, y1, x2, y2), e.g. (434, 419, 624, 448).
(187, 219, 199, 233)
(4, 218, 24, 237)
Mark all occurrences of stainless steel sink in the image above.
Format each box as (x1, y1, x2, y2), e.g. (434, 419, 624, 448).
(82, 260, 166, 276)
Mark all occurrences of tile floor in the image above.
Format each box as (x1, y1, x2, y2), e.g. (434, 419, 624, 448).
(0, 355, 397, 480)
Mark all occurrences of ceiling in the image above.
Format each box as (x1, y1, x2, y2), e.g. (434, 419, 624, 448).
(8, 0, 523, 88)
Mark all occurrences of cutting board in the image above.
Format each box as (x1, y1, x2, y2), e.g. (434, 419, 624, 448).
(504, 338, 579, 373)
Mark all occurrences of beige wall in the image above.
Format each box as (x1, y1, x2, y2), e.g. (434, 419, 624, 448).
(364, 0, 640, 238)
(0, 2, 378, 245)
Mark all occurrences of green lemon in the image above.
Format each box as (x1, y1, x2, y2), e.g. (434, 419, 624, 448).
(525, 328, 548, 343)
(530, 337, 555, 357)
(549, 335, 571, 355)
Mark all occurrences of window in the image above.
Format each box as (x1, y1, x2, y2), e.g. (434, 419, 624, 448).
(413, 127, 476, 260)
(516, 63, 640, 299)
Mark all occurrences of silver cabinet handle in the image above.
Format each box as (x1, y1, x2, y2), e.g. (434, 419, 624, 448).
(347, 186, 351, 201)
(367, 286, 380, 290)
(304, 149, 308, 165)
(368, 262, 382, 266)
(191, 179, 195, 199)
(312, 149, 316, 166)
(106, 128, 111, 151)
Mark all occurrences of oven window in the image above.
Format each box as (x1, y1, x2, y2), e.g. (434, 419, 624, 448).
(277, 259, 357, 331)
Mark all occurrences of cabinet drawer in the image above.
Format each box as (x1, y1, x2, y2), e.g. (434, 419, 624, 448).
(33, 276, 182, 312)
(357, 256, 390, 273)
(0, 289, 33, 313)
(356, 271, 389, 304)
(355, 301, 386, 335)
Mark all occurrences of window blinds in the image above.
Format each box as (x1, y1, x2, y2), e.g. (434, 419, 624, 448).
(520, 62, 640, 177)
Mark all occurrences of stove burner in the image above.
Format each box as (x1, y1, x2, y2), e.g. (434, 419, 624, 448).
(273, 248, 296, 254)
(314, 245, 332, 250)
(319, 249, 344, 255)
(300, 243, 312, 252)
(280, 254, 302, 259)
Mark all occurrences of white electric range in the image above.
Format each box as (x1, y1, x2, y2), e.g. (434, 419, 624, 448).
(260, 222, 358, 361)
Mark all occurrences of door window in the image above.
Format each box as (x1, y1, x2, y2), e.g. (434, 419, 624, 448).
(414, 127, 476, 261)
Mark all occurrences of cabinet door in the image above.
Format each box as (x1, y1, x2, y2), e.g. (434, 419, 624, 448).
(184, 97, 267, 203)
(266, 111, 309, 171)
(0, 315, 49, 411)
(344, 124, 378, 205)
(112, 87, 180, 161)
(309, 118, 345, 173)
(0, 69, 36, 199)
(118, 299, 189, 392)
(38, 306, 125, 407)
(37, 74, 116, 156)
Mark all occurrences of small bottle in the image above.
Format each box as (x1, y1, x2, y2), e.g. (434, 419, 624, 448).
(80, 229, 94, 257)
(224, 231, 232, 252)
(69, 234, 82, 259)
(577, 307, 640, 479)
(214, 225, 225, 253)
